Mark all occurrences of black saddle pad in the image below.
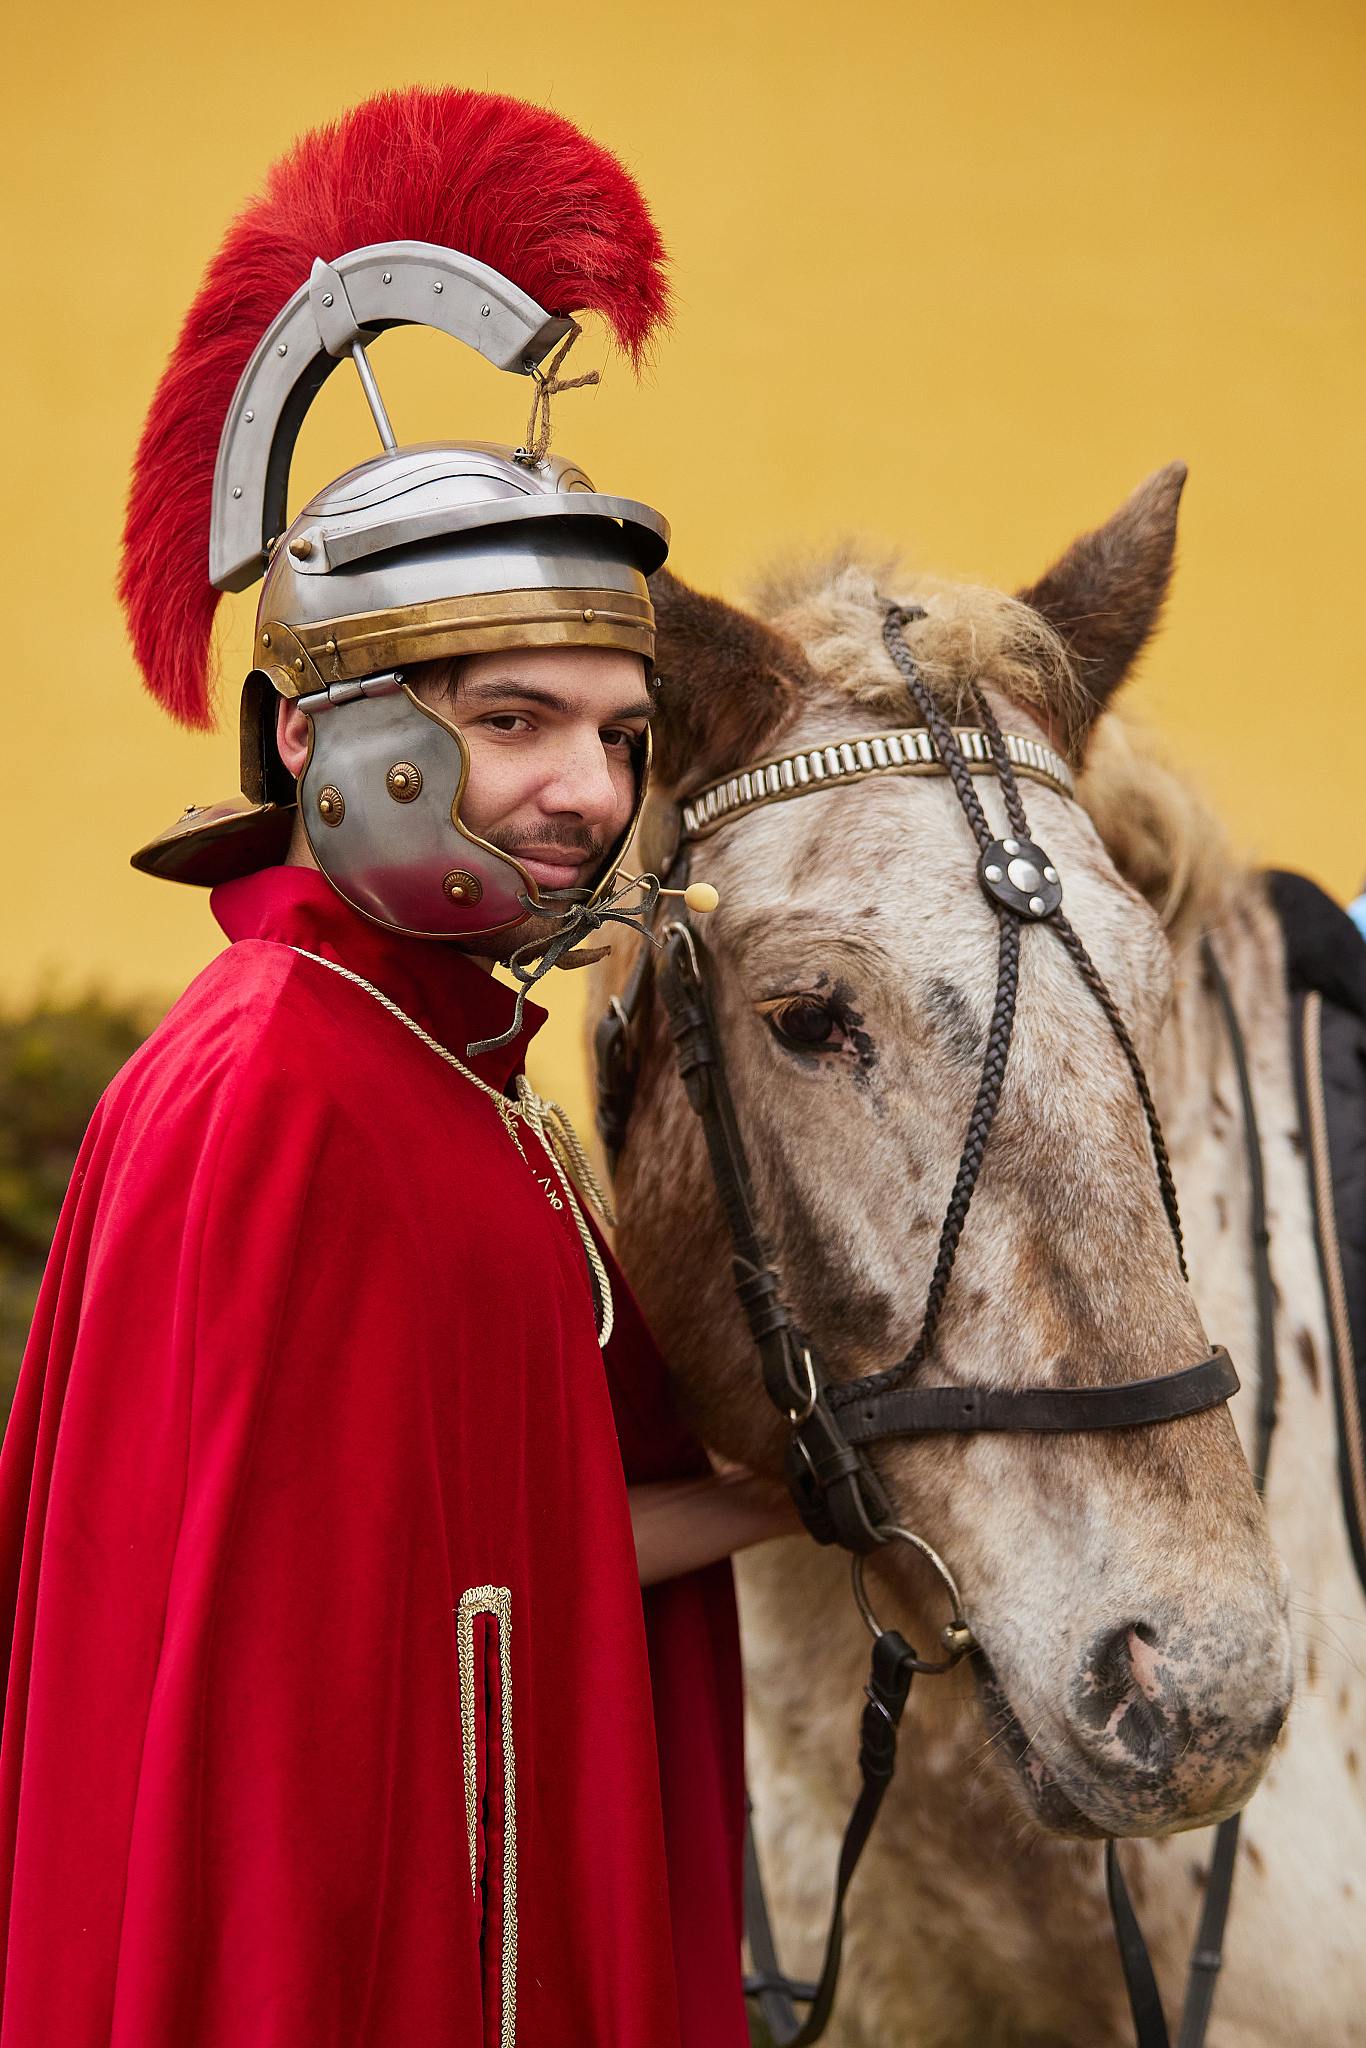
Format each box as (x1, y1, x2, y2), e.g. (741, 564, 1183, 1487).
(1267, 871, 1366, 1597)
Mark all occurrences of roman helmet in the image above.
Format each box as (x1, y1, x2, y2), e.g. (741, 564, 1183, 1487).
(121, 88, 671, 943)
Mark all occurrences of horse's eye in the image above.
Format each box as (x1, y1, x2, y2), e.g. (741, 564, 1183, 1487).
(762, 995, 839, 1050)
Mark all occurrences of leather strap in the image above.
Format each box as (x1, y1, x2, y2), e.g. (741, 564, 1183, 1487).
(658, 927, 892, 1551)
(1175, 1812, 1242, 2048)
(838, 1350, 1239, 1441)
(1105, 948, 1279, 2048)
(743, 1629, 918, 2045)
(593, 935, 657, 1170)
(1202, 938, 1278, 1490)
(1107, 1840, 1172, 2048)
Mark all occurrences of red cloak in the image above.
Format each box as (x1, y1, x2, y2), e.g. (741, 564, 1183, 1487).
(0, 866, 747, 2047)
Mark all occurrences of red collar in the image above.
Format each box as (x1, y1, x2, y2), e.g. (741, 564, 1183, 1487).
(211, 865, 547, 1091)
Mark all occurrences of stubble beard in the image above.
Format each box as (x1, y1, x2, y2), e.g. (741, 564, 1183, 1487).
(457, 823, 611, 966)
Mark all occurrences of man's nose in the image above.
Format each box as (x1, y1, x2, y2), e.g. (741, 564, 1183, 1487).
(538, 737, 623, 829)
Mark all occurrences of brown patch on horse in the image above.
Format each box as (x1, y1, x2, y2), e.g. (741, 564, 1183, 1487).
(647, 568, 809, 788)
(1246, 1840, 1266, 1875)
(1296, 1328, 1322, 1393)
(1016, 462, 1186, 757)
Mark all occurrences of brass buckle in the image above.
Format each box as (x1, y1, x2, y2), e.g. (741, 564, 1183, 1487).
(787, 1345, 818, 1425)
(662, 918, 702, 981)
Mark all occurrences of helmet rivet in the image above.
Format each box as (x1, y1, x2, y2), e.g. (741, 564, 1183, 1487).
(480, 303, 491, 317)
(432, 279, 444, 294)
(442, 869, 483, 905)
(293, 657, 304, 672)
(382, 271, 392, 284)
(232, 486, 242, 499)
(386, 761, 423, 802)
(276, 342, 288, 358)
(261, 632, 272, 649)
(288, 536, 314, 560)
(317, 786, 345, 826)
(243, 409, 254, 423)
(325, 638, 338, 656)
(582, 607, 596, 623)
(321, 292, 334, 307)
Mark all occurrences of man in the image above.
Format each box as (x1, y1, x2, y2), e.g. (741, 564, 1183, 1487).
(0, 88, 776, 2046)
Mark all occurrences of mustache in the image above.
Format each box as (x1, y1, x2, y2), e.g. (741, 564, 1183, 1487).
(482, 823, 606, 864)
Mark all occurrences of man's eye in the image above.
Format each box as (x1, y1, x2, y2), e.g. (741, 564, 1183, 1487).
(759, 994, 841, 1051)
(483, 714, 532, 734)
(601, 727, 639, 750)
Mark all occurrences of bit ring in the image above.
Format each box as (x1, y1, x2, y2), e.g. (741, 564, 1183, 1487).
(851, 1525, 976, 1673)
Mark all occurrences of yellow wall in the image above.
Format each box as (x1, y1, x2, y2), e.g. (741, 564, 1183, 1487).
(6, 1, 1363, 1119)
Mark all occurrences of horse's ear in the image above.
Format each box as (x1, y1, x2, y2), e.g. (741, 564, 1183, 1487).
(1016, 462, 1187, 747)
(647, 569, 808, 789)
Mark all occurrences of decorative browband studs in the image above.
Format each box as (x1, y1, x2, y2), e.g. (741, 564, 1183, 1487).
(979, 836, 1061, 919)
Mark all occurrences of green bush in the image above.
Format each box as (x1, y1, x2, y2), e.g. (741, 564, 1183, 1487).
(0, 994, 155, 1416)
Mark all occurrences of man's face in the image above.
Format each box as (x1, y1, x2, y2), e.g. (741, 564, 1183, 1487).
(421, 645, 652, 896)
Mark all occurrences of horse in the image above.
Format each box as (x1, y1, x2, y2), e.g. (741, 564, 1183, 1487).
(595, 464, 1364, 2044)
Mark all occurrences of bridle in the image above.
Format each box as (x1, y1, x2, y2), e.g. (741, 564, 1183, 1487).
(593, 606, 1270, 2048)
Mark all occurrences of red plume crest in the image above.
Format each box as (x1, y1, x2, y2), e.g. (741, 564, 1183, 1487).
(120, 88, 670, 729)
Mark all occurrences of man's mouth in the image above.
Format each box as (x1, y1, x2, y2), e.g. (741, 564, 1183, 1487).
(508, 847, 595, 891)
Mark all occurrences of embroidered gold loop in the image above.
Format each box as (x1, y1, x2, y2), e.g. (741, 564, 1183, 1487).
(456, 1585, 517, 2045)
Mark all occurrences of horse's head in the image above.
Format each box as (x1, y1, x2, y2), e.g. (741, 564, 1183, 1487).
(610, 464, 1292, 1840)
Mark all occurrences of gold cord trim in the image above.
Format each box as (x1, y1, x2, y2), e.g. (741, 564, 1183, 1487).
(457, 1584, 517, 2047)
(287, 948, 615, 1344)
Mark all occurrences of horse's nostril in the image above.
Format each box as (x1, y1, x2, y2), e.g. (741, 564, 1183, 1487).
(1071, 1620, 1179, 1775)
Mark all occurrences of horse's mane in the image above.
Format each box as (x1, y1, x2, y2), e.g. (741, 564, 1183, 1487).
(750, 549, 1245, 951)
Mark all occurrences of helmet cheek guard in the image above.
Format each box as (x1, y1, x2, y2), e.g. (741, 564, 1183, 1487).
(298, 678, 532, 938)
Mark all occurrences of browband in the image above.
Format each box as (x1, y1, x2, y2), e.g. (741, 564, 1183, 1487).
(680, 724, 1074, 841)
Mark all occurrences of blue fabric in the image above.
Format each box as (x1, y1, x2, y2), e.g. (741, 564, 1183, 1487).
(1350, 894, 1366, 945)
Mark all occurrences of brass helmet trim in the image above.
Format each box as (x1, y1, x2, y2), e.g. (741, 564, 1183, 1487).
(260, 584, 655, 698)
